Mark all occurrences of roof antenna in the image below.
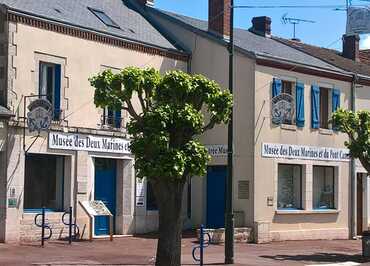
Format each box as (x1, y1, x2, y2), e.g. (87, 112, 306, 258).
(281, 13, 316, 41)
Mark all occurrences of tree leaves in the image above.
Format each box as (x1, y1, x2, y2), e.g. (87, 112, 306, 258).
(90, 67, 233, 182)
(332, 109, 370, 173)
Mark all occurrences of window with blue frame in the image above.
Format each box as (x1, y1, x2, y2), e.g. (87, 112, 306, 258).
(272, 78, 305, 127)
(24, 154, 65, 211)
(102, 107, 122, 128)
(277, 164, 302, 210)
(146, 180, 158, 211)
(313, 166, 335, 209)
(39, 62, 61, 120)
(311, 86, 341, 130)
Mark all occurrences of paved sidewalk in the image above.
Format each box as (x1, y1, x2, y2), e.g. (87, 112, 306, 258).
(0, 234, 370, 265)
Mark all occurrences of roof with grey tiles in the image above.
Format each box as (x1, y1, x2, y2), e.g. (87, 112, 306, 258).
(149, 9, 348, 74)
(276, 37, 370, 77)
(0, 0, 178, 50)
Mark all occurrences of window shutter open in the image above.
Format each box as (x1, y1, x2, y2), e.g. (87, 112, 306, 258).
(332, 88, 340, 112)
(272, 78, 282, 98)
(295, 82, 305, 127)
(311, 85, 320, 129)
(54, 64, 61, 120)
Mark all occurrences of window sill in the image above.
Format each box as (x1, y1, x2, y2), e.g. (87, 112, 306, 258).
(23, 210, 65, 219)
(319, 128, 333, 135)
(280, 124, 297, 131)
(276, 209, 339, 215)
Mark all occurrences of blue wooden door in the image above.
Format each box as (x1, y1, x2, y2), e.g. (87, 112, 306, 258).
(94, 158, 116, 235)
(206, 166, 226, 229)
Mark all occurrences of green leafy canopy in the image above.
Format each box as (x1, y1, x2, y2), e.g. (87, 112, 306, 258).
(90, 67, 233, 182)
(332, 109, 370, 173)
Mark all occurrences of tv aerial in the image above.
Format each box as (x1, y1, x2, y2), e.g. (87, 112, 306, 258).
(281, 13, 316, 40)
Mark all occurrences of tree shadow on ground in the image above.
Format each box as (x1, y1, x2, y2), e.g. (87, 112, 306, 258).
(135, 230, 197, 240)
(261, 252, 370, 264)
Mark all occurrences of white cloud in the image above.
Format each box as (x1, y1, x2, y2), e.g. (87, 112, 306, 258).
(360, 34, 370, 50)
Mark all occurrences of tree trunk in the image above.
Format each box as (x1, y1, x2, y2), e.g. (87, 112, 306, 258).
(152, 180, 185, 266)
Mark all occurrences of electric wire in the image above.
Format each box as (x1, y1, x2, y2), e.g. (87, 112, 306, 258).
(63, 2, 351, 120)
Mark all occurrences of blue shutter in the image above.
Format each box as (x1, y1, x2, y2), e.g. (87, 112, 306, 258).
(295, 82, 305, 127)
(114, 110, 122, 128)
(332, 88, 340, 130)
(332, 88, 340, 112)
(54, 64, 61, 120)
(272, 78, 282, 98)
(311, 85, 320, 129)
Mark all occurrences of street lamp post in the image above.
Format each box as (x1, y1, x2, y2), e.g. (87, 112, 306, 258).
(225, 0, 234, 264)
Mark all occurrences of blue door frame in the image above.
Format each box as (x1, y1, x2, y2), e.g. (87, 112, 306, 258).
(94, 158, 117, 236)
(206, 166, 226, 229)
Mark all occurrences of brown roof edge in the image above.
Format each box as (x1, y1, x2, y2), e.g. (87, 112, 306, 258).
(256, 58, 370, 86)
(273, 37, 370, 81)
(256, 58, 351, 81)
(7, 12, 189, 62)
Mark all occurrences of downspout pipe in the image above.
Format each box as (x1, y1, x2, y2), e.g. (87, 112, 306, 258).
(350, 73, 358, 239)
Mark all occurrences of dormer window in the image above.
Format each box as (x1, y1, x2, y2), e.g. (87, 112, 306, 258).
(88, 7, 120, 28)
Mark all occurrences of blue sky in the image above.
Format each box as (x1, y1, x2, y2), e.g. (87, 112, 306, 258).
(154, 0, 370, 51)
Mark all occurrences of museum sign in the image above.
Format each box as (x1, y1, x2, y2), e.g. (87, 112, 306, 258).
(48, 132, 130, 154)
(262, 143, 350, 162)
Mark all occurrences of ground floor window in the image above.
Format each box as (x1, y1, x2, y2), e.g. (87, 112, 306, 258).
(146, 180, 158, 211)
(313, 166, 335, 209)
(24, 154, 65, 211)
(277, 164, 302, 209)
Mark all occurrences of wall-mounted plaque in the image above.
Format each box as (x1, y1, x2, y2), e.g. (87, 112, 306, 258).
(136, 179, 145, 207)
(271, 93, 294, 125)
(27, 98, 53, 133)
(8, 187, 17, 208)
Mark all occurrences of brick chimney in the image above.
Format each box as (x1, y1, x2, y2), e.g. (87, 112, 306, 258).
(208, 0, 230, 38)
(250, 16, 271, 37)
(342, 34, 360, 62)
(137, 0, 154, 6)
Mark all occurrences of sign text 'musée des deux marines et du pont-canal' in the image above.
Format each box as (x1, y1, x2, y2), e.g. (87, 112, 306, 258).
(48, 132, 130, 154)
(262, 143, 350, 162)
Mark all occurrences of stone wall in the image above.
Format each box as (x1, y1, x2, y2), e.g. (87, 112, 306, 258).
(20, 212, 71, 242)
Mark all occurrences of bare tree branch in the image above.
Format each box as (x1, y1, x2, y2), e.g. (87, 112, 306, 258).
(125, 100, 141, 122)
(138, 92, 147, 111)
(202, 117, 217, 132)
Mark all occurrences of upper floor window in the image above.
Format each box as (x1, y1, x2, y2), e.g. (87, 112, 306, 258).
(311, 86, 341, 130)
(319, 87, 330, 129)
(102, 107, 122, 129)
(282, 80, 293, 95)
(272, 78, 304, 127)
(39, 62, 61, 120)
(88, 7, 120, 28)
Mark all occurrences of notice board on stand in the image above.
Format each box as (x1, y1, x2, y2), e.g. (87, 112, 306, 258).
(79, 200, 113, 241)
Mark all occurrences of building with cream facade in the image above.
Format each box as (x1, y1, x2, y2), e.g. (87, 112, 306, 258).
(0, 0, 187, 243)
(140, 0, 370, 242)
(1, 0, 370, 245)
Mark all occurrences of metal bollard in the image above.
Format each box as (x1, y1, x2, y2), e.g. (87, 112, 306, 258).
(192, 224, 211, 266)
(62, 206, 79, 244)
(34, 207, 53, 247)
